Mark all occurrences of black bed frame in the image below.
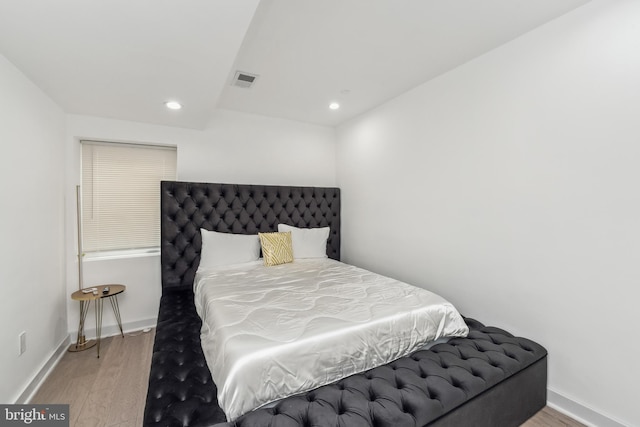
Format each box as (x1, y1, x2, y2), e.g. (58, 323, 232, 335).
(144, 181, 547, 427)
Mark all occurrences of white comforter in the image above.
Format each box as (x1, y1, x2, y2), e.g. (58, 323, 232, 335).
(194, 258, 469, 421)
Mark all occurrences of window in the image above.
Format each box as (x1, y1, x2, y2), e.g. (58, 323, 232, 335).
(81, 140, 177, 254)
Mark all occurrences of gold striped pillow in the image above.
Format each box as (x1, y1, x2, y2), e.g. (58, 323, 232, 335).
(259, 232, 294, 266)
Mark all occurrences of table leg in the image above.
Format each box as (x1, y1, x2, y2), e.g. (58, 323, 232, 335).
(68, 299, 97, 353)
(76, 300, 90, 348)
(109, 295, 124, 338)
(95, 297, 103, 358)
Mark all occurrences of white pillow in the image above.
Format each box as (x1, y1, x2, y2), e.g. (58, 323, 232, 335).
(198, 229, 260, 271)
(277, 224, 330, 259)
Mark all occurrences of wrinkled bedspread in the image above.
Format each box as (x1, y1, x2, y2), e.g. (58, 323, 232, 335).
(194, 259, 468, 421)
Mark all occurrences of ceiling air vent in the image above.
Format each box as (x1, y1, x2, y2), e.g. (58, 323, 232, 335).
(232, 71, 258, 89)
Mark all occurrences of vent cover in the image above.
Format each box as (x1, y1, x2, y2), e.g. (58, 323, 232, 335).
(232, 71, 259, 89)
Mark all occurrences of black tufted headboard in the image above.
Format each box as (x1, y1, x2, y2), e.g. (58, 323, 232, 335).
(160, 181, 341, 291)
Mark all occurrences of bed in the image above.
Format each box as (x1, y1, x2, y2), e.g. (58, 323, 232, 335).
(144, 181, 548, 427)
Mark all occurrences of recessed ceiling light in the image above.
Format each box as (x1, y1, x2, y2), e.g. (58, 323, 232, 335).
(165, 101, 182, 110)
(329, 102, 340, 110)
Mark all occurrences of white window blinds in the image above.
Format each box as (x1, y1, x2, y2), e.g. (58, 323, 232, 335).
(81, 141, 177, 253)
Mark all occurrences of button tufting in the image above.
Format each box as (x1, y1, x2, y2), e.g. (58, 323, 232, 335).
(145, 260, 546, 427)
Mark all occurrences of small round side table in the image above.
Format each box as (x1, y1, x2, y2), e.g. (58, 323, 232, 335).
(70, 284, 125, 358)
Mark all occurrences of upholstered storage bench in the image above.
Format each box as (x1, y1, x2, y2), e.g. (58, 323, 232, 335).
(143, 288, 547, 427)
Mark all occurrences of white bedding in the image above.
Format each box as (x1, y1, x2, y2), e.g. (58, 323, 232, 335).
(194, 258, 469, 421)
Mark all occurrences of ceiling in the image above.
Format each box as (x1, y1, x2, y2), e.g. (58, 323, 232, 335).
(0, 0, 590, 130)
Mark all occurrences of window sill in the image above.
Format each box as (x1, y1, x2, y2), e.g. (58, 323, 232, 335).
(83, 248, 160, 261)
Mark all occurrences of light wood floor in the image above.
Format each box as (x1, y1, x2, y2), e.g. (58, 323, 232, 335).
(30, 329, 585, 427)
(30, 330, 155, 427)
(522, 408, 586, 427)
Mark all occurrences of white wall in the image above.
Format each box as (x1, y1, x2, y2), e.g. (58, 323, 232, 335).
(180, 109, 337, 186)
(336, 1, 638, 426)
(0, 53, 67, 403)
(66, 110, 336, 337)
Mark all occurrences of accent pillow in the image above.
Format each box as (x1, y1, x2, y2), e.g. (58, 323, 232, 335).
(198, 229, 260, 271)
(277, 224, 330, 259)
(258, 232, 294, 266)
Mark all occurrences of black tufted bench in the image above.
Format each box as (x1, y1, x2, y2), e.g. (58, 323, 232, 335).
(144, 289, 225, 426)
(144, 288, 547, 427)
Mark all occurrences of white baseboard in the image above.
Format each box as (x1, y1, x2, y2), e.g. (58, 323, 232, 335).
(70, 317, 157, 342)
(548, 388, 629, 427)
(15, 336, 70, 404)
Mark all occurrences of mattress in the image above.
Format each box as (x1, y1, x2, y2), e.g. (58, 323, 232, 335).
(194, 258, 469, 421)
